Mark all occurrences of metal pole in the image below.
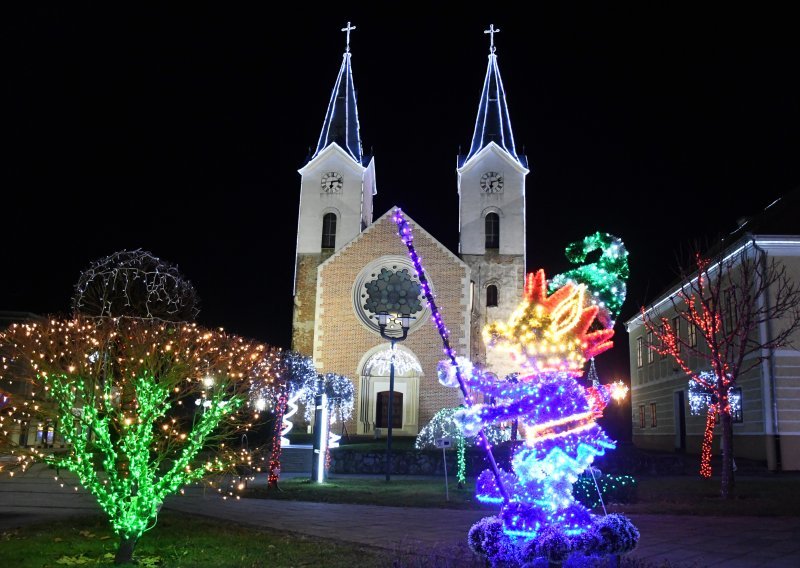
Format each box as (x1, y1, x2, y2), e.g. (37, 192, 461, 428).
(442, 446, 449, 501)
(386, 338, 395, 482)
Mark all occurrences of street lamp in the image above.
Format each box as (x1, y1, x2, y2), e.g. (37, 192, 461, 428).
(376, 312, 412, 482)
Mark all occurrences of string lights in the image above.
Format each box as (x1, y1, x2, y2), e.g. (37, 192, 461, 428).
(549, 232, 629, 325)
(457, 265, 635, 558)
(261, 354, 354, 487)
(394, 208, 511, 502)
(395, 208, 636, 558)
(72, 249, 200, 322)
(0, 316, 281, 562)
(266, 351, 316, 488)
(484, 270, 615, 378)
(393, 210, 637, 562)
(415, 406, 510, 486)
(688, 371, 740, 478)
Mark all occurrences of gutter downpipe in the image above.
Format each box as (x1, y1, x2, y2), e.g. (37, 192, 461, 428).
(753, 237, 782, 471)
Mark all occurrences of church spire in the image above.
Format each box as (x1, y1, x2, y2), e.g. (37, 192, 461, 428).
(462, 25, 523, 167)
(312, 21, 363, 165)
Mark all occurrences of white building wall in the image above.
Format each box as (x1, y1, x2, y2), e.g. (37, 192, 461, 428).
(296, 144, 369, 254)
(458, 144, 527, 257)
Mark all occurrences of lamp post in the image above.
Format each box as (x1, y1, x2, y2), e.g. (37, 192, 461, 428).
(376, 312, 411, 482)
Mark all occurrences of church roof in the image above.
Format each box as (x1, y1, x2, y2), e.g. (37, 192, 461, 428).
(311, 48, 364, 166)
(460, 44, 525, 169)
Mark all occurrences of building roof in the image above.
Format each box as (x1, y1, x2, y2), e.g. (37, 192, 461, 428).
(459, 48, 526, 169)
(725, 186, 800, 241)
(311, 49, 364, 166)
(626, 186, 800, 329)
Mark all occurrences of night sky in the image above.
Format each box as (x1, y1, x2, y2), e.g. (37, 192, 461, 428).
(5, 5, 799, 392)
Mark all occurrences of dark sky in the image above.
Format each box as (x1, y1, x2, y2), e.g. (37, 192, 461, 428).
(5, 5, 799, 388)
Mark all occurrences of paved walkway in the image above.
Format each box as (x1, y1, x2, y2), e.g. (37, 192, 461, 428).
(2, 466, 800, 566)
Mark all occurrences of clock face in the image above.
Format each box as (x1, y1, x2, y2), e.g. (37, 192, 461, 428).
(321, 171, 343, 193)
(480, 171, 504, 193)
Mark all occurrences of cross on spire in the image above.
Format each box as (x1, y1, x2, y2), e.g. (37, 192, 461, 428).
(342, 21, 356, 53)
(484, 24, 500, 53)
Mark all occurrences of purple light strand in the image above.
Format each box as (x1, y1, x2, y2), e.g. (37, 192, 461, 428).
(393, 208, 509, 503)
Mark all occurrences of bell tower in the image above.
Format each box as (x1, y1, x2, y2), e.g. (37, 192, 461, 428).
(292, 22, 376, 354)
(457, 25, 529, 365)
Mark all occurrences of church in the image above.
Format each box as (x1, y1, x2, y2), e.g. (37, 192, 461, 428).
(291, 25, 529, 438)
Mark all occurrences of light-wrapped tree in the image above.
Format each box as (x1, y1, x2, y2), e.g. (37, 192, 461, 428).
(642, 246, 800, 497)
(1, 316, 280, 563)
(0, 250, 282, 564)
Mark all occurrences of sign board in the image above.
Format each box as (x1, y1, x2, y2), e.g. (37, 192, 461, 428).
(435, 437, 452, 449)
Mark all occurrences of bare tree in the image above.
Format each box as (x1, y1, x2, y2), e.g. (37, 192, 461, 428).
(642, 239, 800, 498)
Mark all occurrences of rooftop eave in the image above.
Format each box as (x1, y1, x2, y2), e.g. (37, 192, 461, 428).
(457, 142, 529, 176)
(624, 234, 800, 332)
(298, 142, 367, 175)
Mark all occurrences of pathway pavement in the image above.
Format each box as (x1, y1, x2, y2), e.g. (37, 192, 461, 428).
(2, 465, 800, 566)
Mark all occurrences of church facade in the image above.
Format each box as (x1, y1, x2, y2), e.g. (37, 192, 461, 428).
(292, 28, 529, 437)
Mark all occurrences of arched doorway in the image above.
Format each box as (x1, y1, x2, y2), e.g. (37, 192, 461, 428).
(357, 345, 422, 436)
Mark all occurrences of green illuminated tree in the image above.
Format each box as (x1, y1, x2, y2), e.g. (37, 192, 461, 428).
(1, 316, 280, 564)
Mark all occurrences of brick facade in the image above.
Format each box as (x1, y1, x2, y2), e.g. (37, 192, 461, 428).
(292, 252, 331, 355)
(315, 209, 469, 436)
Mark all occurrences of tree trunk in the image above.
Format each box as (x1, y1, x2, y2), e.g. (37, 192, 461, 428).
(267, 393, 287, 489)
(114, 535, 138, 564)
(699, 408, 715, 478)
(719, 409, 735, 499)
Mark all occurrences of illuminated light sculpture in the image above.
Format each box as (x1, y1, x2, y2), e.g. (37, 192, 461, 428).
(365, 345, 423, 377)
(416, 405, 510, 487)
(307, 372, 355, 476)
(688, 371, 740, 479)
(281, 391, 302, 445)
(609, 380, 629, 403)
(457, 269, 637, 561)
(483, 270, 615, 379)
(263, 358, 354, 487)
(549, 232, 629, 326)
(315, 393, 329, 483)
(394, 208, 510, 501)
(393, 208, 637, 563)
(266, 351, 316, 488)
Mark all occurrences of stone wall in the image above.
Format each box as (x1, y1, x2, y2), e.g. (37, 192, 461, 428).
(330, 447, 489, 476)
(329, 442, 771, 477)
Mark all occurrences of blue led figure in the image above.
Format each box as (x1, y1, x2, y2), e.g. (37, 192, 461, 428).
(394, 209, 637, 561)
(441, 270, 628, 540)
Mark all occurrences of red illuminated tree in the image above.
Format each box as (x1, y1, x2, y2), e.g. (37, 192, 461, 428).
(642, 242, 800, 498)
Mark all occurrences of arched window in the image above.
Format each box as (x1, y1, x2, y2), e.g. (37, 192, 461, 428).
(485, 212, 499, 249)
(321, 213, 337, 249)
(486, 284, 498, 307)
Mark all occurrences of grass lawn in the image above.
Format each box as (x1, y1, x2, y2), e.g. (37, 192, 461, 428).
(607, 474, 800, 516)
(246, 473, 800, 517)
(246, 476, 496, 510)
(0, 512, 424, 568)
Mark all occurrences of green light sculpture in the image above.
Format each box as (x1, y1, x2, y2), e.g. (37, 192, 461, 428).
(550, 232, 629, 324)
